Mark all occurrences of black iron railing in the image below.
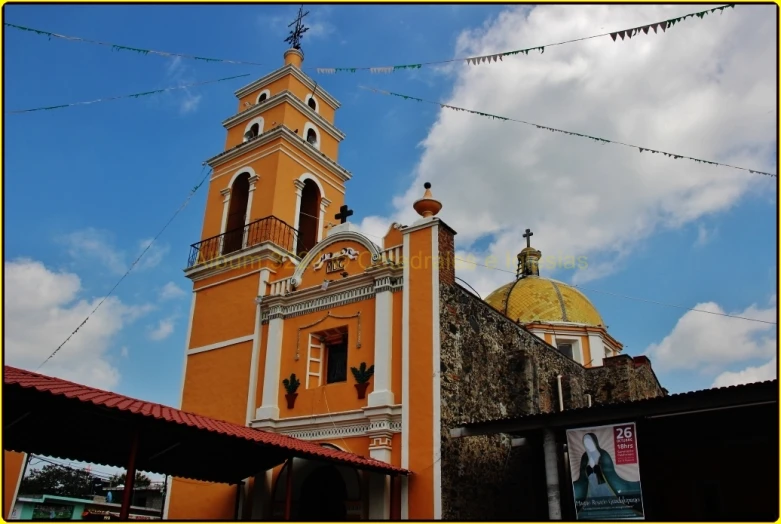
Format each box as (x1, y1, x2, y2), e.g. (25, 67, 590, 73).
(187, 215, 299, 268)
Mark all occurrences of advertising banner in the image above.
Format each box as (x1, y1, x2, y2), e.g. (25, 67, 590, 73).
(566, 423, 645, 520)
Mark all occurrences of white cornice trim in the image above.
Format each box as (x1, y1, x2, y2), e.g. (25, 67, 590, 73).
(261, 267, 403, 323)
(189, 334, 254, 355)
(205, 125, 352, 182)
(209, 143, 347, 196)
(184, 242, 294, 281)
(223, 91, 345, 142)
(250, 405, 401, 440)
(235, 64, 341, 110)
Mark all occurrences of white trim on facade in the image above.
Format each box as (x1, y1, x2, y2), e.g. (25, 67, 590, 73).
(302, 122, 321, 151)
(235, 65, 341, 109)
(208, 138, 351, 190)
(246, 269, 271, 425)
(189, 334, 255, 356)
(256, 89, 271, 104)
(367, 275, 395, 408)
(243, 117, 265, 140)
(431, 224, 442, 520)
(256, 309, 285, 421)
(184, 243, 290, 282)
(178, 292, 197, 407)
(305, 93, 319, 114)
(193, 269, 263, 293)
(289, 229, 381, 288)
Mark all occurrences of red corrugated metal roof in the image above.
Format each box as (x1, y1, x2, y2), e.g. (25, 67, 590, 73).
(4, 366, 407, 476)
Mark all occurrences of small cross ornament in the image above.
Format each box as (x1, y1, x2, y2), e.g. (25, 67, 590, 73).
(335, 204, 354, 224)
(523, 228, 534, 248)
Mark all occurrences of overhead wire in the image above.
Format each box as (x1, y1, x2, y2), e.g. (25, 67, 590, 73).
(7, 74, 251, 114)
(360, 86, 776, 178)
(36, 165, 213, 371)
(4, 22, 264, 65)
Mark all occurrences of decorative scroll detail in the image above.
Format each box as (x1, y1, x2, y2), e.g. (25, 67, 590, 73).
(313, 247, 360, 271)
(295, 310, 362, 361)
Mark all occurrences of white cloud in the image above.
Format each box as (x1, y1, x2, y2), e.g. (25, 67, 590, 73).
(359, 4, 776, 297)
(149, 317, 176, 341)
(644, 298, 777, 375)
(165, 56, 202, 115)
(4, 259, 152, 390)
(694, 224, 717, 247)
(120, 346, 129, 358)
(711, 357, 777, 388)
(159, 281, 187, 301)
(61, 228, 169, 275)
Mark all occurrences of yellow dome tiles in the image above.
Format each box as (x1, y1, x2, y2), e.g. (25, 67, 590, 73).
(484, 277, 603, 327)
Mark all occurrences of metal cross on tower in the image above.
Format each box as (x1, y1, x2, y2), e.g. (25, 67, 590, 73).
(335, 205, 354, 224)
(285, 5, 310, 50)
(523, 228, 534, 248)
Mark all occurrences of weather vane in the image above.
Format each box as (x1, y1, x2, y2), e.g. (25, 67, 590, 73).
(285, 5, 310, 51)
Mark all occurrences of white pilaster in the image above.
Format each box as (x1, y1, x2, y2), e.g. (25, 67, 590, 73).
(243, 175, 259, 248)
(246, 269, 271, 424)
(318, 197, 331, 242)
(256, 305, 284, 420)
(588, 333, 606, 367)
(220, 188, 231, 234)
(368, 275, 394, 407)
(292, 179, 305, 232)
(400, 231, 410, 520)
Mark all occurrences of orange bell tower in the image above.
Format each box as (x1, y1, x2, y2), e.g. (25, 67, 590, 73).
(166, 46, 351, 519)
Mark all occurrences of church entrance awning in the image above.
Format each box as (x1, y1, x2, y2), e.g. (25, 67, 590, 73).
(3, 366, 407, 487)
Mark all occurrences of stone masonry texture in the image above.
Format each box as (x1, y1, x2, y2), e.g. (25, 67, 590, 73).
(438, 283, 664, 520)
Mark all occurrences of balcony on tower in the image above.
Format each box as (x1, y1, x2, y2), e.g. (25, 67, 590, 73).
(186, 215, 301, 269)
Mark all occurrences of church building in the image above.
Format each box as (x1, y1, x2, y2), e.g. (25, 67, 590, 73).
(160, 42, 664, 521)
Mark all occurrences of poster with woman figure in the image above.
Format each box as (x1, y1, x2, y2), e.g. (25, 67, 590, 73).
(567, 423, 645, 520)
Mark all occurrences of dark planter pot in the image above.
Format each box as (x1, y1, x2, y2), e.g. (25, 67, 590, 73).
(355, 382, 370, 400)
(285, 393, 298, 409)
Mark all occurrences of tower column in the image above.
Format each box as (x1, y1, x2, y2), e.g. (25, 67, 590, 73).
(292, 179, 305, 250)
(318, 197, 331, 242)
(219, 188, 231, 235)
(243, 175, 259, 248)
(256, 305, 284, 420)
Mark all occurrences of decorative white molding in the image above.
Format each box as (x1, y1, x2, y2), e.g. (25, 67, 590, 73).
(290, 230, 381, 287)
(178, 293, 196, 408)
(368, 274, 394, 407)
(188, 334, 254, 355)
(256, 89, 271, 104)
(305, 93, 320, 114)
(247, 270, 271, 425)
(220, 188, 231, 235)
(250, 405, 402, 441)
(184, 243, 290, 281)
(206, 126, 352, 182)
(235, 65, 341, 109)
(209, 139, 350, 193)
(256, 314, 285, 421)
(303, 122, 321, 150)
(318, 197, 331, 242)
(224, 90, 344, 142)
(244, 117, 265, 140)
(260, 270, 403, 324)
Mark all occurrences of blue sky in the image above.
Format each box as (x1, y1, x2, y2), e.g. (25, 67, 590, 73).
(4, 3, 777, 419)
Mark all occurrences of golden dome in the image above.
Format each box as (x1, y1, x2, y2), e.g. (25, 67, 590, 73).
(485, 276, 604, 327)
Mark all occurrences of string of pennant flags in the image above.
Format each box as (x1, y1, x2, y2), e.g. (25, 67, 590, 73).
(4, 22, 265, 66)
(313, 4, 735, 75)
(360, 86, 776, 178)
(6, 73, 250, 114)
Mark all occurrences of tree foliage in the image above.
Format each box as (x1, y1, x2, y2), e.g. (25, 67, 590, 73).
(19, 464, 94, 498)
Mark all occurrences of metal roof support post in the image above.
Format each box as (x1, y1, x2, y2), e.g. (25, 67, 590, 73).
(120, 429, 140, 519)
(284, 458, 294, 521)
(543, 428, 562, 520)
(389, 474, 396, 520)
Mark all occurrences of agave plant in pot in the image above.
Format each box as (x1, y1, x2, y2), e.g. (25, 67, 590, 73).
(350, 362, 375, 400)
(282, 373, 301, 409)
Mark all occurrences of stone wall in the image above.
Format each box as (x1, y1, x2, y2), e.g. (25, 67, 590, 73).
(438, 283, 664, 520)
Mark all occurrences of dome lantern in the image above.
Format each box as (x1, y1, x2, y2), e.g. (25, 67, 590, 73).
(516, 228, 542, 279)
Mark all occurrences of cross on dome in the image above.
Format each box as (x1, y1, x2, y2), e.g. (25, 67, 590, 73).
(523, 228, 534, 248)
(284, 5, 310, 50)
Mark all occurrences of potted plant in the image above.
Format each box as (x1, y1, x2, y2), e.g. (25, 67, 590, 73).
(282, 373, 300, 409)
(350, 362, 375, 400)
